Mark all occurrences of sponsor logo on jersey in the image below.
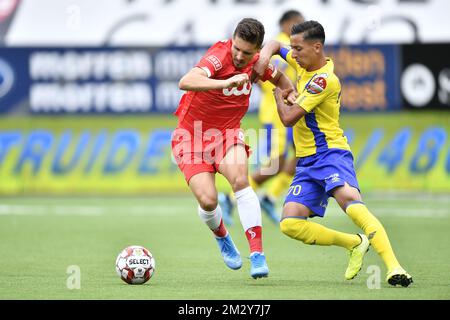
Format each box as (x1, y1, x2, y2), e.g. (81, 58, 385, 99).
(222, 82, 252, 96)
(206, 55, 222, 71)
(306, 75, 327, 94)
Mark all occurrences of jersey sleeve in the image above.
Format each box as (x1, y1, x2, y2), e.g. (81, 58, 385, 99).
(260, 63, 278, 82)
(296, 75, 334, 112)
(279, 47, 298, 70)
(195, 42, 227, 78)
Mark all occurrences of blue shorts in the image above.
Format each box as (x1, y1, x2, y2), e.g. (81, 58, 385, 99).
(284, 149, 360, 218)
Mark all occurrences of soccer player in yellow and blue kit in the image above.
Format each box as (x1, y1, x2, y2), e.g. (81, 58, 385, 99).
(255, 21, 413, 286)
(219, 10, 304, 225)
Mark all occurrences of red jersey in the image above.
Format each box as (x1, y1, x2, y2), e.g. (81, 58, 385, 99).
(175, 39, 277, 133)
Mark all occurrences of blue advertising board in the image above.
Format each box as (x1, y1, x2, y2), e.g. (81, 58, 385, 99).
(0, 47, 215, 114)
(1, 45, 402, 114)
(327, 45, 402, 111)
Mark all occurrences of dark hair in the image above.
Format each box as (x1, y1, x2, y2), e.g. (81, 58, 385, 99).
(291, 20, 325, 44)
(279, 10, 303, 26)
(233, 18, 265, 48)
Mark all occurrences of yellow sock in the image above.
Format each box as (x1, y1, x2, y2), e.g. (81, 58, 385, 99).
(346, 203, 401, 272)
(267, 172, 293, 199)
(248, 175, 259, 191)
(280, 217, 360, 250)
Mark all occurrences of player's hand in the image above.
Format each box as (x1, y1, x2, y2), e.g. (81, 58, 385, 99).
(285, 89, 298, 105)
(225, 73, 249, 88)
(273, 88, 297, 104)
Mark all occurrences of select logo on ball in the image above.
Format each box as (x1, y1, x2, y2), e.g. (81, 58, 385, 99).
(116, 245, 155, 285)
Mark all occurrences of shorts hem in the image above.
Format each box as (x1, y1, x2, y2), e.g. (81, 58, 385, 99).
(326, 180, 360, 196)
(284, 200, 325, 218)
(185, 167, 216, 185)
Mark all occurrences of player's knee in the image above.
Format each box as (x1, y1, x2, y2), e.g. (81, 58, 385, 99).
(280, 218, 314, 244)
(333, 185, 361, 209)
(280, 218, 304, 238)
(198, 193, 218, 211)
(280, 219, 294, 237)
(230, 175, 249, 192)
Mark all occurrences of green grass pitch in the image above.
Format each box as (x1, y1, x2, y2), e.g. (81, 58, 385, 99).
(0, 194, 449, 300)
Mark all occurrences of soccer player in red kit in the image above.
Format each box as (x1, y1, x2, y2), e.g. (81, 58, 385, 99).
(172, 18, 296, 279)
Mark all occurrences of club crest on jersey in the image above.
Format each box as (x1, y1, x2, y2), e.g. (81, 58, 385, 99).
(306, 75, 327, 94)
(223, 82, 252, 96)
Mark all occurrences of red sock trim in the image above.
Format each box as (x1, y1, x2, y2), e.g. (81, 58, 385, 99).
(212, 219, 227, 238)
(245, 226, 263, 253)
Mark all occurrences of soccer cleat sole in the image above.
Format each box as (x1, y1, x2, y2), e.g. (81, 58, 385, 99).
(251, 272, 269, 279)
(388, 274, 413, 287)
(346, 267, 361, 280)
(225, 261, 242, 270)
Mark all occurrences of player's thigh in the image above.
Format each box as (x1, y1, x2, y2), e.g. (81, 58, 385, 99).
(282, 202, 312, 219)
(218, 144, 249, 192)
(332, 182, 362, 211)
(188, 172, 218, 210)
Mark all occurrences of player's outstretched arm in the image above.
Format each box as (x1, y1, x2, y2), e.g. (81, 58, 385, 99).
(273, 87, 306, 127)
(179, 67, 249, 92)
(253, 40, 283, 80)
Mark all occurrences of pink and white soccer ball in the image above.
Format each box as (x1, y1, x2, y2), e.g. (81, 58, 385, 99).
(115, 245, 155, 284)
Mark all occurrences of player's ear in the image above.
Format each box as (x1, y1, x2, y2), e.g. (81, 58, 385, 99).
(314, 41, 322, 53)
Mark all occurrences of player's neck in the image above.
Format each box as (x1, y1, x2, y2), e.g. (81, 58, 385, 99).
(306, 56, 327, 72)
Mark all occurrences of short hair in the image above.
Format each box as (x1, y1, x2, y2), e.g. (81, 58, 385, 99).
(279, 10, 304, 26)
(233, 18, 265, 48)
(291, 20, 325, 44)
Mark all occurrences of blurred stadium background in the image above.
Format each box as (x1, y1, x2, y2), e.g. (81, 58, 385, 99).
(0, 0, 449, 300)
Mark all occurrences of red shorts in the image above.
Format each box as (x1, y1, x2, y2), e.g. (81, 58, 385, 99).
(171, 127, 251, 183)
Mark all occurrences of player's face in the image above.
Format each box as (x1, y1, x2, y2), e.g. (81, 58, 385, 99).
(231, 37, 259, 68)
(290, 33, 318, 70)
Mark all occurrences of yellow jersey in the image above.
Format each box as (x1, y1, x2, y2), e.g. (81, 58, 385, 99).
(258, 33, 297, 124)
(283, 50, 351, 157)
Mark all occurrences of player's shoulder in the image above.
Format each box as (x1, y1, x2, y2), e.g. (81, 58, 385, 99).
(319, 59, 341, 91)
(208, 39, 231, 52)
(323, 72, 340, 89)
(324, 58, 340, 86)
(201, 40, 231, 73)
